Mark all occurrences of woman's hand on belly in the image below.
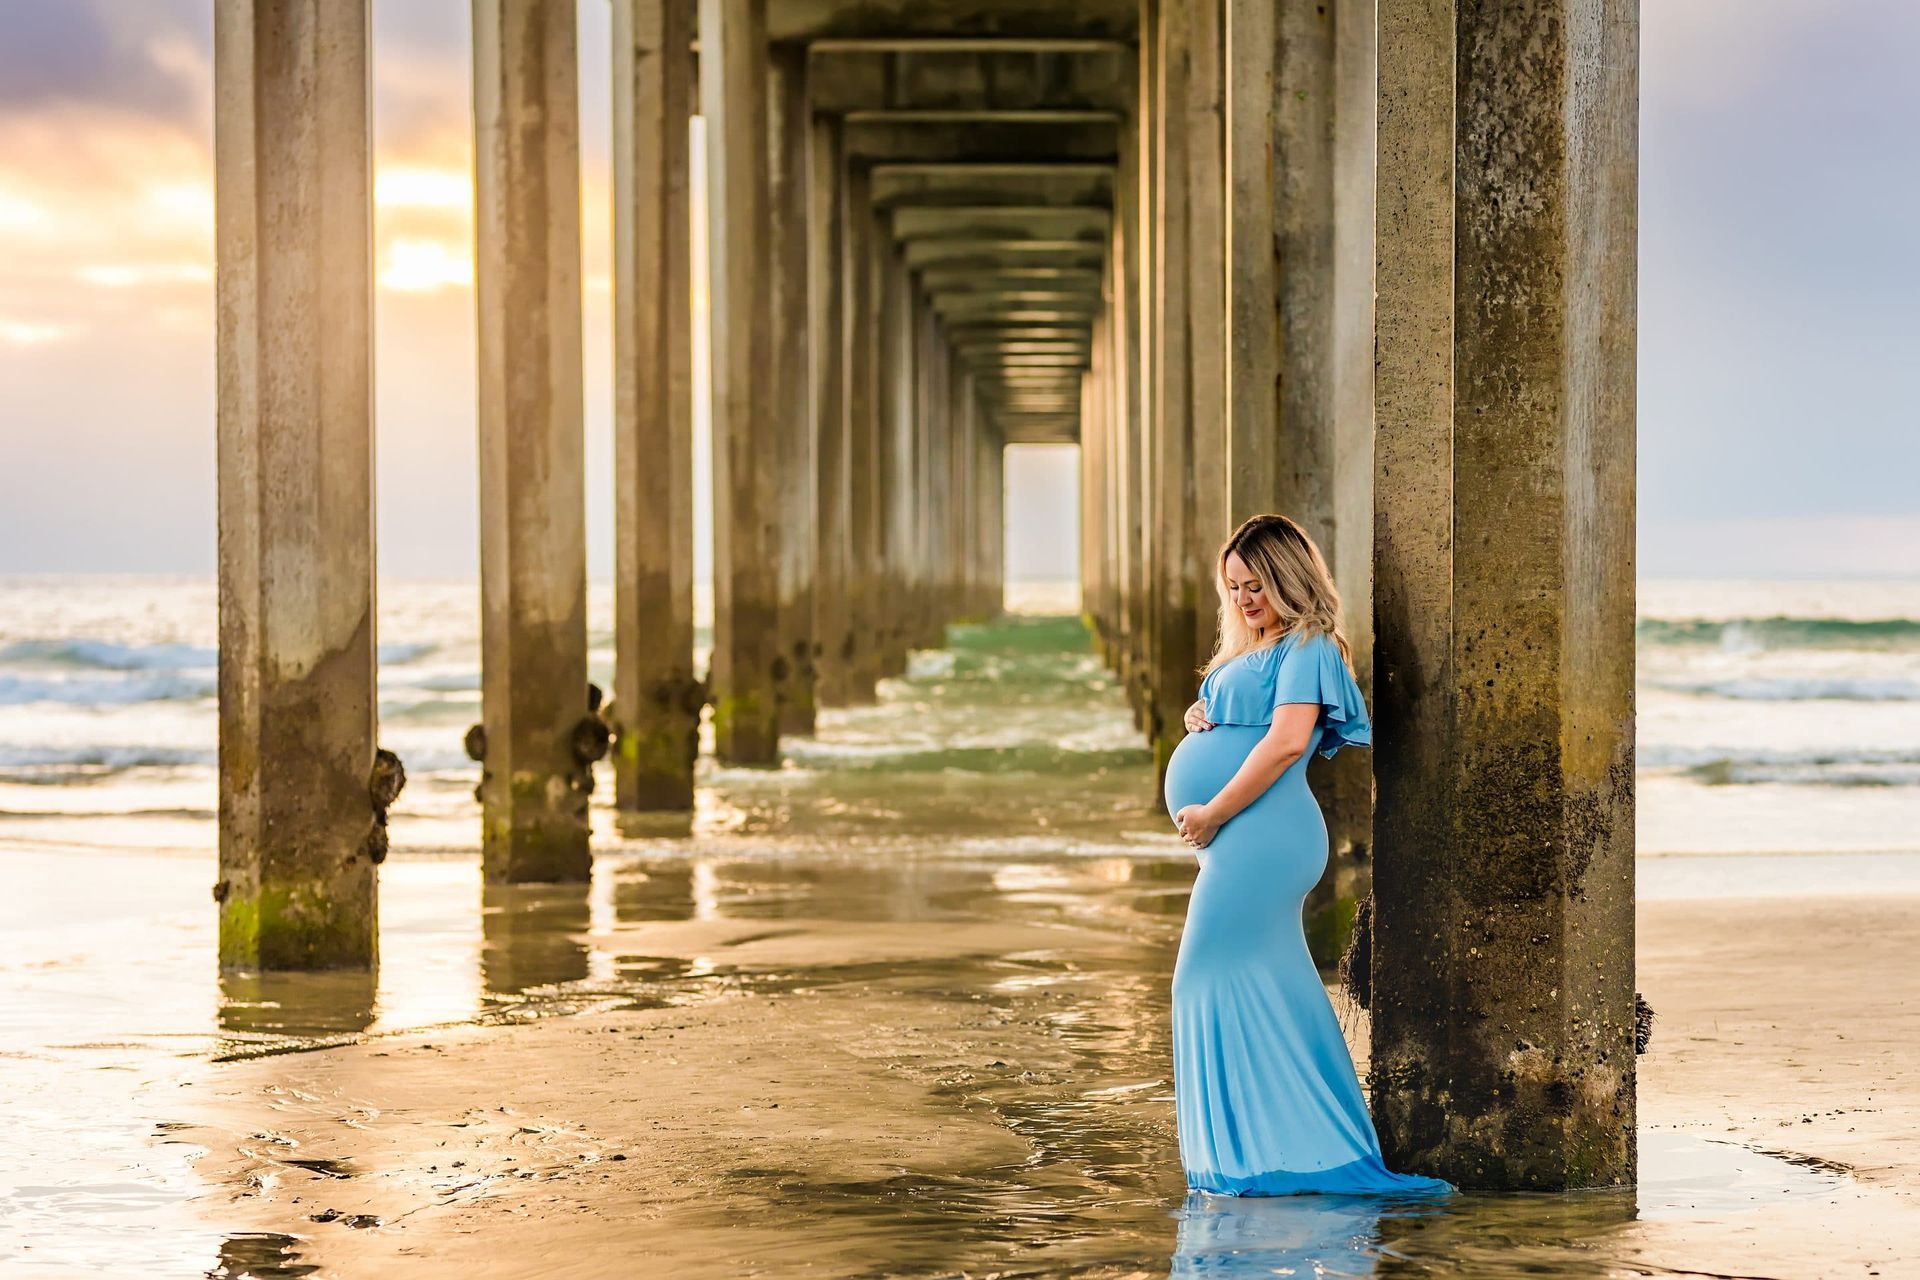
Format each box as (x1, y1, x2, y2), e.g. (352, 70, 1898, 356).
(1174, 802, 1222, 850)
(1183, 698, 1214, 732)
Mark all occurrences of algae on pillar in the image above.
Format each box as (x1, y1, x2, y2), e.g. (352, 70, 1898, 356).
(1371, 0, 1638, 1190)
(472, 0, 595, 879)
(701, 0, 782, 762)
(611, 0, 699, 812)
(213, 0, 389, 970)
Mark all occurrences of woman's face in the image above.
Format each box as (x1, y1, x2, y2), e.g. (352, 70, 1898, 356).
(1223, 550, 1273, 631)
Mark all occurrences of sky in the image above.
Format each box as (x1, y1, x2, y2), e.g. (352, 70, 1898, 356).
(0, 1, 1914, 582)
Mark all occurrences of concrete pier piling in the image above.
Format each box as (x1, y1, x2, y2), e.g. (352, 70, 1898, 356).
(809, 115, 855, 704)
(1370, 0, 1638, 1189)
(701, 0, 782, 764)
(611, 0, 699, 811)
(771, 43, 819, 737)
(211, 0, 1637, 1186)
(472, 0, 594, 881)
(1224, 0, 1376, 959)
(213, 0, 384, 969)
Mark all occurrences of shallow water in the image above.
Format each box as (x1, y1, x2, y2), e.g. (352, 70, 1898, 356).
(2, 603, 1912, 1275)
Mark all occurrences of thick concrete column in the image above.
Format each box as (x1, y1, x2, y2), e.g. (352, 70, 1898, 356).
(1371, 0, 1638, 1190)
(1225, 0, 1376, 960)
(701, 0, 781, 763)
(1148, 0, 1199, 790)
(809, 115, 853, 705)
(213, 0, 388, 968)
(842, 161, 884, 702)
(876, 248, 913, 677)
(1118, 80, 1151, 732)
(769, 44, 817, 736)
(611, 0, 697, 812)
(985, 428, 1007, 612)
(1181, 0, 1230, 667)
(473, 0, 594, 881)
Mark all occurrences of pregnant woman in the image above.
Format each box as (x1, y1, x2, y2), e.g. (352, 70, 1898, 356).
(1164, 513, 1455, 1198)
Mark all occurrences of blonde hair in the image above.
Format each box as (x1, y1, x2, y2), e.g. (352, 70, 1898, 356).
(1199, 513, 1356, 679)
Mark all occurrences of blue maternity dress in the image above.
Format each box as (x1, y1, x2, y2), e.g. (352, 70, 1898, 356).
(1163, 628, 1455, 1198)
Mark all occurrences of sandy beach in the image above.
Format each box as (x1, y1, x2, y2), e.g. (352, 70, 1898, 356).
(149, 890, 1920, 1279)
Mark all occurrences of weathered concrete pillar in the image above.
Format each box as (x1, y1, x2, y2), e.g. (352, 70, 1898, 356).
(877, 248, 914, 677)
(1137, 4, 1165, 751)
(842, 161, 884, 702)
(1181, 0, 1230, 667)
(1371, 0, 1638, 1190)
(910, 298, 940, 650)
(985, 428, 1007, 612)
(1118, 78, 1151, 732)
(473, 0, 594, 881)
(809, 114, 853, 706)
(701, 0, 781, 763)
(611, 0, 697, 812)
(1148, 0, 1199, 791)
(1225, 0, 1376, 961)
(769, 44, 816, 736)
(214, 0, 389, 968)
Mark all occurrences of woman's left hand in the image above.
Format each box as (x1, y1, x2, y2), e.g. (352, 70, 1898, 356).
(1174, 804, 1221, 850)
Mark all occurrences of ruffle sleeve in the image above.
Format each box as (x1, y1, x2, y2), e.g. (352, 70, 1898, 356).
(1272, 631, 1373, 759)
(1199, 641, 1288, 726)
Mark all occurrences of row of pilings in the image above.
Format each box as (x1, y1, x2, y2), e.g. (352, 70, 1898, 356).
(212, 0, 1637, 1192)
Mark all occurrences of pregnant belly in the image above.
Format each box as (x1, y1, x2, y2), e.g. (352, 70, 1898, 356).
(1164, 724, 1268, 819)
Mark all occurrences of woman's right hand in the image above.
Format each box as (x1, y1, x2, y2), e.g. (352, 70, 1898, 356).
(1183, 698, 1214, 733)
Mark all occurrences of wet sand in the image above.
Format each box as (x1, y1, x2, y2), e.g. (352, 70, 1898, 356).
(162, 888, 1920, 1278)
(14, 611, 1919, 1276)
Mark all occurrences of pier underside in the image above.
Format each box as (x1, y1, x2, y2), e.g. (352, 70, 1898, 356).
(213, 0, 1638, 1190)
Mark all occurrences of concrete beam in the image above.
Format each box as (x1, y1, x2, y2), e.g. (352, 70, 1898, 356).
(807, 44, 1131, 113)
(611, 0, 698, 813)
(809, 38, 1129, 54)
(849, 109, 1121, 126)
(889, 205, 1110, 241)
(841, 120, 1118, 163)
(871, 161, 1115, 208)
(784, 14, 1134, 39)
(213, 0, 385, 968)
(900, 237, 1106, 266)
(917, 265, 1105, 290)
(473, 0, 593, 882)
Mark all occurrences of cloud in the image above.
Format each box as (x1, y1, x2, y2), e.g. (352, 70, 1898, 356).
(0, 1, 208, 126)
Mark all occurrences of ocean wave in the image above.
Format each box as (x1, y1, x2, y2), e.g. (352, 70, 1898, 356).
(0, 637, 437, 670)
(0, 672, 216, 706)
(1649, 675, 1920, 702)
(0, 745, 215, 782)
(0, 639, 216, 670)
(1638, 616, 1920, 652)
(1642, 743, 1920, 787)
